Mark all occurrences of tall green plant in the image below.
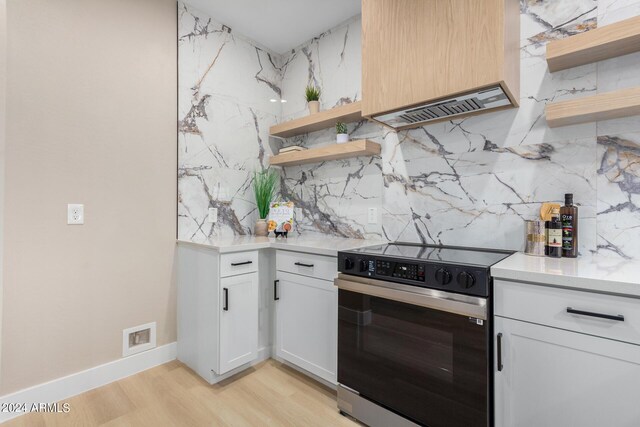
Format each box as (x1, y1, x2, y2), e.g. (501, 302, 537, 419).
(305, 85, 321, 102)
(253, 169, 279, 219)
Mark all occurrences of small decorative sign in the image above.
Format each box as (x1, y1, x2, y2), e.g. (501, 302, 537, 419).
(268, 201, 294, 236)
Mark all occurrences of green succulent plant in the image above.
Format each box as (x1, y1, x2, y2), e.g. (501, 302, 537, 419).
(252, 168, 279, 219)
(305, 85, 321, 102)
(335, 121, 348, 134)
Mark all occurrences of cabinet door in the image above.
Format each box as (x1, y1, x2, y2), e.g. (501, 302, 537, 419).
(495, 317, 640, 427)
(275, 271, 337, 384)
(218, 272, 258, 375)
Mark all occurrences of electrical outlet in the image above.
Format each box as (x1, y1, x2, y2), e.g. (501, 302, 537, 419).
(208, 207, 218, 223)
(67, 204, 84, 225)
(295, 208, 303, 219)
(368, 207, 378, 224)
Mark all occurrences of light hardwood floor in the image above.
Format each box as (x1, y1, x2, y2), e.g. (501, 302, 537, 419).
(4, 360, 359, 427)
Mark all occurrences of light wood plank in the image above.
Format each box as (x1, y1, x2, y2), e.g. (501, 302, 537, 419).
(4, 360, 357, 427)
(545, 86, 640, 128)
(269, 102, 362, 138)
(546, 16, 640, 72)
(361, 0, 519, 118)
(269, 139, 381, 167)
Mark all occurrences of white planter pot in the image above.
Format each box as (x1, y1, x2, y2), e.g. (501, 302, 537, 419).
(336, 133, 349, 143)
(308, 100, 320, 115)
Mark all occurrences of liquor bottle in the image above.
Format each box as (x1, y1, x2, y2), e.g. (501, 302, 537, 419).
(544, 219, 550, 256)
(547, 208, 562, 258)
(560, 193, 578, 258)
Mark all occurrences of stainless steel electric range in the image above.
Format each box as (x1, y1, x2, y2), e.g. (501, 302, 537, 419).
(335, 243, 514, 427)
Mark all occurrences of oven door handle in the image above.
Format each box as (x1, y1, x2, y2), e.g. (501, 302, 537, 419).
(335, 276, 487, 320)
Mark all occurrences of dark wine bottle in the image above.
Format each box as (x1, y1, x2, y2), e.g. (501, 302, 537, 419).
(544, 219, 550, 256)
(560, 193, 578, 258)
(547, 208, 562, 258)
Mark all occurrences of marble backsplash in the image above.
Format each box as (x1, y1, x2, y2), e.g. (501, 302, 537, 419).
(179, 0, 640, 260)
(178, 2, 281, 240)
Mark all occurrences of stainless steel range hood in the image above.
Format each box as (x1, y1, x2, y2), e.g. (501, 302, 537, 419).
(372, 86, 511, 129)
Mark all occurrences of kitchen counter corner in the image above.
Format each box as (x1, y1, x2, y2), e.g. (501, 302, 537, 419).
(491, 252, 640, 298)
(176, 235, 383, 257)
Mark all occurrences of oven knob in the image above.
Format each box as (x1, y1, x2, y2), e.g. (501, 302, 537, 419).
(344, 258, 355, 270)
(359, 259, 368, 272)
(435, 268, 452, 285)
(457, 271, 476, 289)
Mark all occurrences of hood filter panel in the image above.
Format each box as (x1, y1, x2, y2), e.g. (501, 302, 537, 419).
(399, 98, 484, 124)
(373, 86, 511, 129)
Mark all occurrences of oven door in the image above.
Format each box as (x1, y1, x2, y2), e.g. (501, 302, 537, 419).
(336, 274, 490, 427)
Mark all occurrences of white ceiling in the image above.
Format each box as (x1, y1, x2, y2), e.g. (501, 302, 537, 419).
(185, 0, 361, 54)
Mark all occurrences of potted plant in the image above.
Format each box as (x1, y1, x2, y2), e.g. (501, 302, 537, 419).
(252, 168, 278, 237)
(336, 121, 349, 143)
(305, 85, 321, 114)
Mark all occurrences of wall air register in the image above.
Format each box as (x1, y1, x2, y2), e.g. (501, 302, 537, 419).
(373, 86, 511, 129)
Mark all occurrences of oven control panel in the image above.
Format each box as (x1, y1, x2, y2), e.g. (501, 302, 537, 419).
(375, 259, 426, 281)
(338, 253, 490, 297)
(340, 255, 427, 281)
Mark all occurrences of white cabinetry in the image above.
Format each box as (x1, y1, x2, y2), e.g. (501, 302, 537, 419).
(177, 244, 260, 383)
(219, 273, 258, 374)
(178, 243, 340, 386)
(275, 251, 338, 385)
(494, 280, 640, 427)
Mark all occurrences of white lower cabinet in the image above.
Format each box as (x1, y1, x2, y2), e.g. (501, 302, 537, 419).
(495, 282, 640, 427)
(218, 273, 258, 374)
(177, 245, 260, 383)
(179, 244, 338, 385)
(275, 270, 337, 385)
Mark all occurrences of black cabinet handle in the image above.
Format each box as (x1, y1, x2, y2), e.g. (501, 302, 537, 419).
(223, 288, 229, 311)
(294, 262, 314, 268)
(274, 280, 279, 301)
(231, 261, 253, 266)
(567, 307, 624, 322)
(497, 333, 503, 372)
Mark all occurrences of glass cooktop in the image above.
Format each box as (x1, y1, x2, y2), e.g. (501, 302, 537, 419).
(345, 243, 513, 267)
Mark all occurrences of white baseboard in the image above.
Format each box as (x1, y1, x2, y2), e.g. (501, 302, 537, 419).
(0, 342, 177, 423)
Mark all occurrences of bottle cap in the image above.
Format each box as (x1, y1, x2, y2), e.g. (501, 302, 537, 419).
(565, 193, 573, 205)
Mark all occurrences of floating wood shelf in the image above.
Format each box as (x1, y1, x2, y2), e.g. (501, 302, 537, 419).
(269, 102, 363, 138)
(269, 139, 381, 167)
(546, 16, 640, 72)
(546, 87, 640, 128)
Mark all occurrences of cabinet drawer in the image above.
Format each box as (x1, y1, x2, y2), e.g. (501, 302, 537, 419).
(495, 280, 640, 345)
(220, 251, 258, 278)
(276, 250, 337, 281)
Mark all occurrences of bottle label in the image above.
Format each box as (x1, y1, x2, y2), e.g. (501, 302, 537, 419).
(561, 214, 573, 250)
(548, 229, 562, 248)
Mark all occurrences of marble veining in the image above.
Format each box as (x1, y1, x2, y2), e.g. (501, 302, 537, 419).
(179, 0, 640, 260)
(178, 2, 281, 241)
(597, 134, 640, 259)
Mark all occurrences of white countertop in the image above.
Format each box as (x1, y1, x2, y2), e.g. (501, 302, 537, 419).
(492, 252, 640, 298)
(178, 239, 640, 296)
(177, 235, 383, 257)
